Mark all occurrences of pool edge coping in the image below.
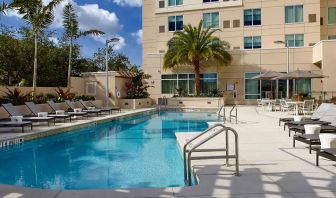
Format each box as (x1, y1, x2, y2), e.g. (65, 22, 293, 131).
(1, 108, 157, 144)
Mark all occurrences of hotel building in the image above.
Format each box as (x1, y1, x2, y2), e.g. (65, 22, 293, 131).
(142, 0, 336, 104)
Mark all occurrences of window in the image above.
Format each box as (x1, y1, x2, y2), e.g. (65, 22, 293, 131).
(168, 15, 183, 31)
(296, 79, 311, 97)
(168, 0, 182, 6)
(159, 25, 165, 33)
(328, 35, 336, 40)
(86, 82, 96, 95)
(223, 20, 230, 28)
(203, 12, 219, 29)
(203, 0, 219, 2)
(244, 9, 261, 26)
(161, 73, 217, 94)
(233, 19, 240, 28)
(200, 73, 217, 93)
(244, 36, 261, 49)
(245, 73, 260, 99)
(308, 14, 316, 23)
(285, 5, 303, 23)
(328, 7, 336, 24)
(159, 1, 165, 8)
(285, 34, 304, 47)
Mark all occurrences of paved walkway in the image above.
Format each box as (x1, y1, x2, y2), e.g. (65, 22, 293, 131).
(175, 106, 336, 198)
(0, 106, 335, 197)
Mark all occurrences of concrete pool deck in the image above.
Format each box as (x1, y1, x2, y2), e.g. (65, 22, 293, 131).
(0, 106, 335, 198)
(0, 108, 156, 143)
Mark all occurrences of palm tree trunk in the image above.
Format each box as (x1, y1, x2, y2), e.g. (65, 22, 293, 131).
(67, 37, 73, 88)
(194, 59, 201, 96)
(32, 34, 38, 97)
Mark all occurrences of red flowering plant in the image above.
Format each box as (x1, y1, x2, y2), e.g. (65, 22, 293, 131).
(124, 71, 153, 99)
(54, 87, 76, 102)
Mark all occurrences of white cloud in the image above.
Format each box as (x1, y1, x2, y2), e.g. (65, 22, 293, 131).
(48, 37, 59, 45)
(113, 0, 142, 7)
(52, 1, 122, 36)
(4, 10, 22, 18)
(7, 0, 125, 50)
(131, 29, 142, 45)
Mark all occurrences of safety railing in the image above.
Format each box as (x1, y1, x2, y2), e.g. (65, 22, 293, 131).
(183, 124, 240, 186)
(157, 96, 168, 111)
(217, 105, 225, 117)
(230, 105, 238, 123)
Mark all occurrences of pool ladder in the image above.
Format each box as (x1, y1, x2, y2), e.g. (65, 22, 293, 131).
(158, 96, 168, 111)
(229, 105, 238, 123)
(217, 105, 238, 124)
(183, 124, 240, 186)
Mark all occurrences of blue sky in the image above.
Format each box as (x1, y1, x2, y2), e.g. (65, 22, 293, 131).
(2, 0, 143, 66)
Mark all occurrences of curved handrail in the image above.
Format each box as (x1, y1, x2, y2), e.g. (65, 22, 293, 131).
(183, 123, 226, 183)
(183, 124, 240, 185)
(186, 128, 227, 185)
(230, 105, 238, 123)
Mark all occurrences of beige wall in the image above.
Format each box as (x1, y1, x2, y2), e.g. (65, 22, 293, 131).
(119, 98, 153, 109)
(143, 0, 336, 104)
(82, 73, 131, 106)
(321, 0, 336, 40)
(0, 77, 85, 97)
(313, 40, 336, 93)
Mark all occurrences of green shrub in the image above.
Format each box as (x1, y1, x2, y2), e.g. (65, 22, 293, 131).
(124, 71, 153, 99)
(31, 93, 57, 104)
(74, 95, 95, 101)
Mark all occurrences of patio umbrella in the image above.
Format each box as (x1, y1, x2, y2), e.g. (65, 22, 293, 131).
(272, 70, 326, 96)
(251, 71, 283, 99)
(251, 71, 283, 80)
(272, 70, 326, 80)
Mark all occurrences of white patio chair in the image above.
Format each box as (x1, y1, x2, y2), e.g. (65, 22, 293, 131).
(301, 99, 315, 115)
(280, 99, 293, 113)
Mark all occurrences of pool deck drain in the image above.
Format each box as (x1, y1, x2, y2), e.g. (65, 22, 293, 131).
(0, 106, 336, 198)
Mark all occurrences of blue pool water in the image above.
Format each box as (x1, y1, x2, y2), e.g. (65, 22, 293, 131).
(0, 111, 220, 189)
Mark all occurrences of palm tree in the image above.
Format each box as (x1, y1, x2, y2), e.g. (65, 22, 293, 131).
(62, 3, 104, 88)
(0, 1, 8, 14)
(10, 0, 63, 97)
(163, 21, 232, 96)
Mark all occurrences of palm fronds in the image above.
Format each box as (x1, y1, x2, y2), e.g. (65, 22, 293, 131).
(163, 20, 232, 95)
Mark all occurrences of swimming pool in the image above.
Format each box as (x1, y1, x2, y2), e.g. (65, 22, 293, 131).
(0, 111, 220, 189)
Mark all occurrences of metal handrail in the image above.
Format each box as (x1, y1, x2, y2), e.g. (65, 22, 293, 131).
(183, 124, 240, 185)
(158, 96, 167, 111)
(230, 105, 237, 123)
(183, 124, 223, 182)
(217, 105, 225, 118)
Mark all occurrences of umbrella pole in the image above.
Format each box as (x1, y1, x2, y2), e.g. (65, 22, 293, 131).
(271, 81, 273, 99)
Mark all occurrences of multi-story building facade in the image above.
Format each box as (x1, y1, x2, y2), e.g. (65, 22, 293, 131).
(143, 0, 336, 104)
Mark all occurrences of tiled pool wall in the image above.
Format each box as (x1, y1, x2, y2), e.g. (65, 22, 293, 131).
(1, 108, 217, 149)
(0, 109, 157, 147)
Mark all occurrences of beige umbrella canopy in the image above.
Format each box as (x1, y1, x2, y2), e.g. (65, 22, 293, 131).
(272, 70, 326, 97)
(251, 71, 283, 99)
(251, 71, 283, 80)
(272, 70, 326, 80)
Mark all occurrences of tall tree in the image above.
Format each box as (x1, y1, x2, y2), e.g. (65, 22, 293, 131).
(92, 48, 131, 71)
(163, 21, 232, 96)
(0, 1, 7, 14)
(62, 3, 104, 88)
(10, 0, 63, 97)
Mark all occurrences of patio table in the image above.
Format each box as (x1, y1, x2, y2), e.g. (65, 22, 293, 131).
(287, 101, 304, 116)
